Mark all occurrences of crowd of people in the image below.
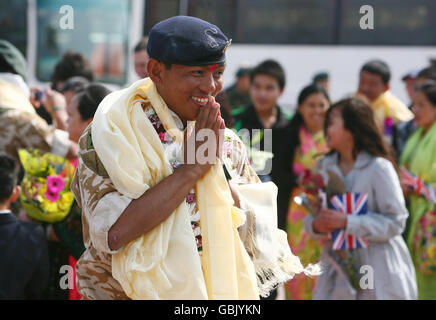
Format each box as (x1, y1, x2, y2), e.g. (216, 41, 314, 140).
(1, 15, 436, 300)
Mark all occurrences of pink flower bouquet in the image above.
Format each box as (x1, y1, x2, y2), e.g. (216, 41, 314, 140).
(18, 149, 75, 223)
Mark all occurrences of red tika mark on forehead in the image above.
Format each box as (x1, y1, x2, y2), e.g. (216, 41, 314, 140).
(208, 64, 218, 71)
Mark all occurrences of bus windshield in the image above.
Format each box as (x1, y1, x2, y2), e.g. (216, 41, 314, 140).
(36, 0, 130, 84)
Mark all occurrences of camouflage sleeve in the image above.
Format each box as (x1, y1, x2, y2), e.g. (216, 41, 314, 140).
(71, 125, 132, 254)
(0, 109, 70, 159)
(222, 128, 261, 185)
(50, 128, 70, 157)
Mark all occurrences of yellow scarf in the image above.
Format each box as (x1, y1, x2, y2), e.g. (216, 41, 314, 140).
(371, 90, 413, 131)
(91, 78, 259, 299)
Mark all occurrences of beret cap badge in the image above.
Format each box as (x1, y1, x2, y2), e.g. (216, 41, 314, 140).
(222, 39, 232, 54)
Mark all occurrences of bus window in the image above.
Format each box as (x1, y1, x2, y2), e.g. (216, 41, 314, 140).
(186, 0, 236, 41)
(229, 0, 337, 44)
(0, 0, 27, 57)
(144, 0, 179, 35)
(340, 0, 436, 46)
(36, 0, 130, 84)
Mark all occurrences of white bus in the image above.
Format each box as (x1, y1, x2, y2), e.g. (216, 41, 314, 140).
(1, 0, 435, 111)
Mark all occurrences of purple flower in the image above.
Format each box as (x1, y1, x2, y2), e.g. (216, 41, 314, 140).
(46, 175, 65, 193)
(384, 117, 394, 136)
(172, 161, 182, 169)
(186, 193, 195, 204)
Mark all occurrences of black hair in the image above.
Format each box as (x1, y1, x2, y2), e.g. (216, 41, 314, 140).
(250, 59, 286, 90)
(313, 72, 329, 83)
(285, 83, 331, 188)
(74, 83, 111, 121)
(0, 153, 19, 203)
(416, 80, 436, 106)
(51, 51, 94, 86)
(134, 37, 148, 52)
(297, 83, 330, 106)
(61, 76, 90, 93)
(417, 67, 436, 81)
(325, 98, 397, 171)
(360, 60, 391, 85)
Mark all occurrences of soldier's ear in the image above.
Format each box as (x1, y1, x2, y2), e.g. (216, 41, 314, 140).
(148, 59, 165, 85)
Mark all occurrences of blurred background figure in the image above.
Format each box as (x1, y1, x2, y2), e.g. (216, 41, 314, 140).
(394, 65, 436, 158)
(232, 59, 292, 204)
(45, 83, 111, 300)
(225, 63, 252, 110)
(400, 81, 436, 300)
(133, 37, 150, 79)
(356, 59, 413, 145)
(0, 153, 49, 299)
(66, 83, 111, 144)
(60, 76, 90, 106)
(51, 51, 94, 92)
(282, 83, 330, 300)
(31, 51, 95, 126)
(0, 39, 77, 164)
(312, 71, 330, 94)
(402, 69, 420, 107)
(231, 59, 292, 300)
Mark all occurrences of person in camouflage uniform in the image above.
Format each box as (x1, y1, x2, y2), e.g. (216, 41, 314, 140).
(0, 40, 76, 162)
(70, 17, 267, 300)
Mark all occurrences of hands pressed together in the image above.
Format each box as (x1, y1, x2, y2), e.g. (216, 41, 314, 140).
(183, 96, 225, 178)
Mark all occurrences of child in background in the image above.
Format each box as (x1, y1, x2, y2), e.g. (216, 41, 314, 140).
(305, 98, 417, 299)
(0, 153, 49, 299)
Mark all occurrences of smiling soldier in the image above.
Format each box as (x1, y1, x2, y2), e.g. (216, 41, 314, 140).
(71, 16, 316, 300)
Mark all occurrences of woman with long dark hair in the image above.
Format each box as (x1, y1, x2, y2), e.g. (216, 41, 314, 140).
(400, 81, 436, 299)
(304, 97, 417, 299)
(281, 83, 330, 300)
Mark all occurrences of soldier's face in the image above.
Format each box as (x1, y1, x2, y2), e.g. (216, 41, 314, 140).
(149, 59, 225, 125)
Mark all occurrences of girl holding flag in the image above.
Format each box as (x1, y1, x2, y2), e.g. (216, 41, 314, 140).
(304, 98, 417, 299)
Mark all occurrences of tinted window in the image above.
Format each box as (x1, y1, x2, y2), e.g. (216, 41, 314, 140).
(37, 0, 130, 84)
(144, 0, 179, 34)
(0, 0, 27, 56)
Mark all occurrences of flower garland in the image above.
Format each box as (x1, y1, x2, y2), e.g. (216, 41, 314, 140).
(145, 106, 203, 253)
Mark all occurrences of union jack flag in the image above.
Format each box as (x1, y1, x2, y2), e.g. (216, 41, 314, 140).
(401, 167, 436, 204)
(329, 193, 370, 250)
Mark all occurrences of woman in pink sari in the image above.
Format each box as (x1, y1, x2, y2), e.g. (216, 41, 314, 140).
(284, 84, 330, 299)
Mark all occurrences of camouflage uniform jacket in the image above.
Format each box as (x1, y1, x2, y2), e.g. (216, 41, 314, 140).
(0, 108, 70, 161)
(70, 104, 260, 300)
